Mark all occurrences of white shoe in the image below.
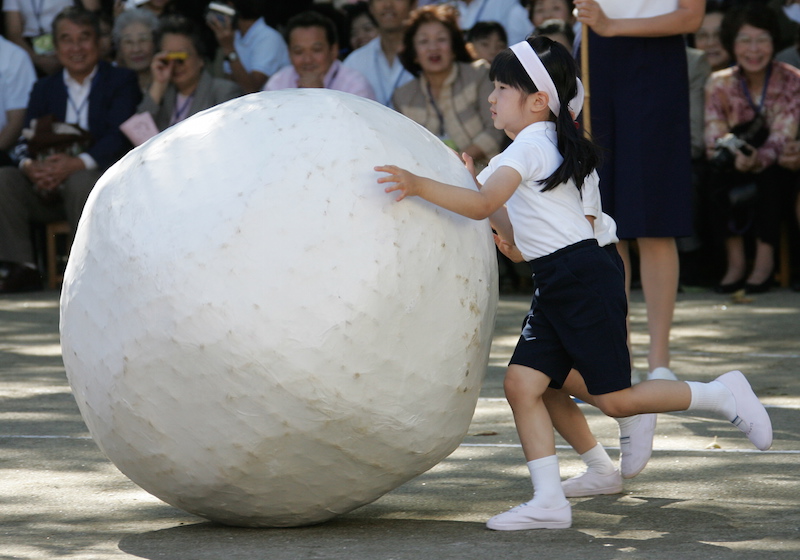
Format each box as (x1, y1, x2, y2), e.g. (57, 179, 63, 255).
(715, 370, 772, 451)
(649, 367, 678, 381)
(618, 414, 656, 479)
(562, 469, 623, 497)
(486, 501, 571, 531)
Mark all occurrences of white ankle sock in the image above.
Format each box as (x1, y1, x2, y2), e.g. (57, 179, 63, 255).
(580, 443, 616, 475)
(686, 381, 736, 419)
(527, 455, 568, 509)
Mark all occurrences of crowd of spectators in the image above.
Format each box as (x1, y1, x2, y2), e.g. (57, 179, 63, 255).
(0, 0, 799, 294)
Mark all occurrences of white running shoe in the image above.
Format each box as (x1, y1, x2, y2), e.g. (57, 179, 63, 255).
(649, 367, 678, 381)
(715, 370, 772, 451)
(562, 469, 623, 497)
(618, 413, 657, 479)
(486, 501, 571, 531)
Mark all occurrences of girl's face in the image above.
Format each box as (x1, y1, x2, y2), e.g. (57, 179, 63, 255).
(488, 80, 533, 136)
(531, 0, 572, 28)
(694, 12, 730, 71)
(118, 21, 155, 72)
(733, 23, 774, 77)
(350, 12, 378, 50)
(413, 21, 455, 76)
(471, 31, 507, 64)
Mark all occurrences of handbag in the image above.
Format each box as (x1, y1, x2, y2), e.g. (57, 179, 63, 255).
(21, 115, 93, 206)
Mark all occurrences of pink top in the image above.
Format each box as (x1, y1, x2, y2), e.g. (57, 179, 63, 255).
(705, 61, 800, 169)
(264, 60, 376, 101)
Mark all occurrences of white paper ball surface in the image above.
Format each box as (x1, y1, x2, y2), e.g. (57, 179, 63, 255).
(60, 90, 498, 527)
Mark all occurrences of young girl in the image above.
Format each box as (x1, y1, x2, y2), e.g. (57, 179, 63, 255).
(375, 36, 773, 531)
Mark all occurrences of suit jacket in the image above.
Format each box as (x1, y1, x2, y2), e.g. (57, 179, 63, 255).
(25, 61, 142, 170)
(138, 71, 243, 132)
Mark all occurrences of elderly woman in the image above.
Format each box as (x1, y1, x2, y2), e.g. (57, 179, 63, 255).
(114, 8, 159, 92)
(705, 5, 800, 293)
(138, 15, 242, 131)
(392, 4, 505, 169)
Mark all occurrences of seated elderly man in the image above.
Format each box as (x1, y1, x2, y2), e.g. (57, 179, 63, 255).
(264, 11, 376, 100)
(0, 7, 141, 294)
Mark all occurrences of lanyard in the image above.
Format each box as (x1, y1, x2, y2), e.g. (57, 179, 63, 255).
(171, 94, 194, 125)
(426, 81, 446, 137)
(374, 46, 406, 104)
(739, 63, 772, 115)
(33, 0, 47, 35)
(449, 0, 487, 28)
(67, 93, 89, 127)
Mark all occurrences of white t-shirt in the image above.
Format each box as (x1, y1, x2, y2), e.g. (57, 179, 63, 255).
(343, 37, 414, 107)
(581, 171, 618, 247)
(597, 0, 677, 19)
(0, 37, 36, 131)
(225, 18, 289, 78)
(455, 0, 534, 44)
(3, 0, 73, 37)
(477, 121, 593, 260)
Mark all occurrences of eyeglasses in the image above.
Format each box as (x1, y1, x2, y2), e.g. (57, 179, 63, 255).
(694, 30, 720, 43)
(734, 34, 772, 47)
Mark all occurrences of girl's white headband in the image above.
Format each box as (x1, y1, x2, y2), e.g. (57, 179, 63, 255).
(509, 40, 585, 119)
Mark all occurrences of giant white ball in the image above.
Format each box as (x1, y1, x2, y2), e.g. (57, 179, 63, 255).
(60, 90, 498, 527)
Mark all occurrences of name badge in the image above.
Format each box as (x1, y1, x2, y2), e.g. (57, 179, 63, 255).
(32, 33, 54, 55)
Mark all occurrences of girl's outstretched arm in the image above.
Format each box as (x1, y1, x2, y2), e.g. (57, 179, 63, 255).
(374, 164, 521, 221)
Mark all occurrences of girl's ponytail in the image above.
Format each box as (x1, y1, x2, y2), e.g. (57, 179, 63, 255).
(492, 36, 601, 192)
(532, 36, 601, 192)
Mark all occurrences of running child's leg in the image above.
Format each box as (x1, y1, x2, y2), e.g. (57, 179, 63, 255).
(486, 365, 571, 531)
(543, 385, 622, 496)
(588, 373, 772, 451)
(562, 371, 657, 479)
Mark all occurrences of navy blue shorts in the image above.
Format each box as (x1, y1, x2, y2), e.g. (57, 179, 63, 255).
(509, 239, 630, 395)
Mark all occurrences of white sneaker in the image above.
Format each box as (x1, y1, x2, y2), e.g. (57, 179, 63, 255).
(649, 367, 678, 381)
(562, 469, 623, 497)
(486, 501, 571, 531)
(618, 413, 656, 479)
(715, 370, 772, 451)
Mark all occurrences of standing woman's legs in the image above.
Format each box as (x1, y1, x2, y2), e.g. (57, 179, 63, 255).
(615, 240, 634, 371)
(637, 237, 679, 372)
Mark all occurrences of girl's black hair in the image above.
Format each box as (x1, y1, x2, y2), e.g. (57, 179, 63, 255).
(489, 36, 600, 192)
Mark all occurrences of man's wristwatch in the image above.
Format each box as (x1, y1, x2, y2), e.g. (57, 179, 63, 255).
(224, 51, 239, 63)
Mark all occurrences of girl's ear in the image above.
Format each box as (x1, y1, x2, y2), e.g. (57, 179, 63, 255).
(528, 91, 550, 114)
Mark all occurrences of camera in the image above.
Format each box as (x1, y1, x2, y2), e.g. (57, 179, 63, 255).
(710, 133, 752, 170)
(206, 2, 236, 26)
(709, 114, 768, 171)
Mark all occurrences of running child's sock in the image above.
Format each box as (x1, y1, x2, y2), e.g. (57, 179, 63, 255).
(686, 380, 736, 418)
(527, 455, 569, 509)
(579, 443, 616, 475)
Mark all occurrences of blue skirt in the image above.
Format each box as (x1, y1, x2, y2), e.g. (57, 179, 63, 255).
(587, 31, 693, 239)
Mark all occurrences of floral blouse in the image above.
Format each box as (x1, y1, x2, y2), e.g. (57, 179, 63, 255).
(704, 60, 800, 170)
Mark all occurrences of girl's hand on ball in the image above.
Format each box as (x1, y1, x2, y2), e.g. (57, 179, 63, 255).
(375, 165, 422, 201)
(461, 152, 483, 190)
